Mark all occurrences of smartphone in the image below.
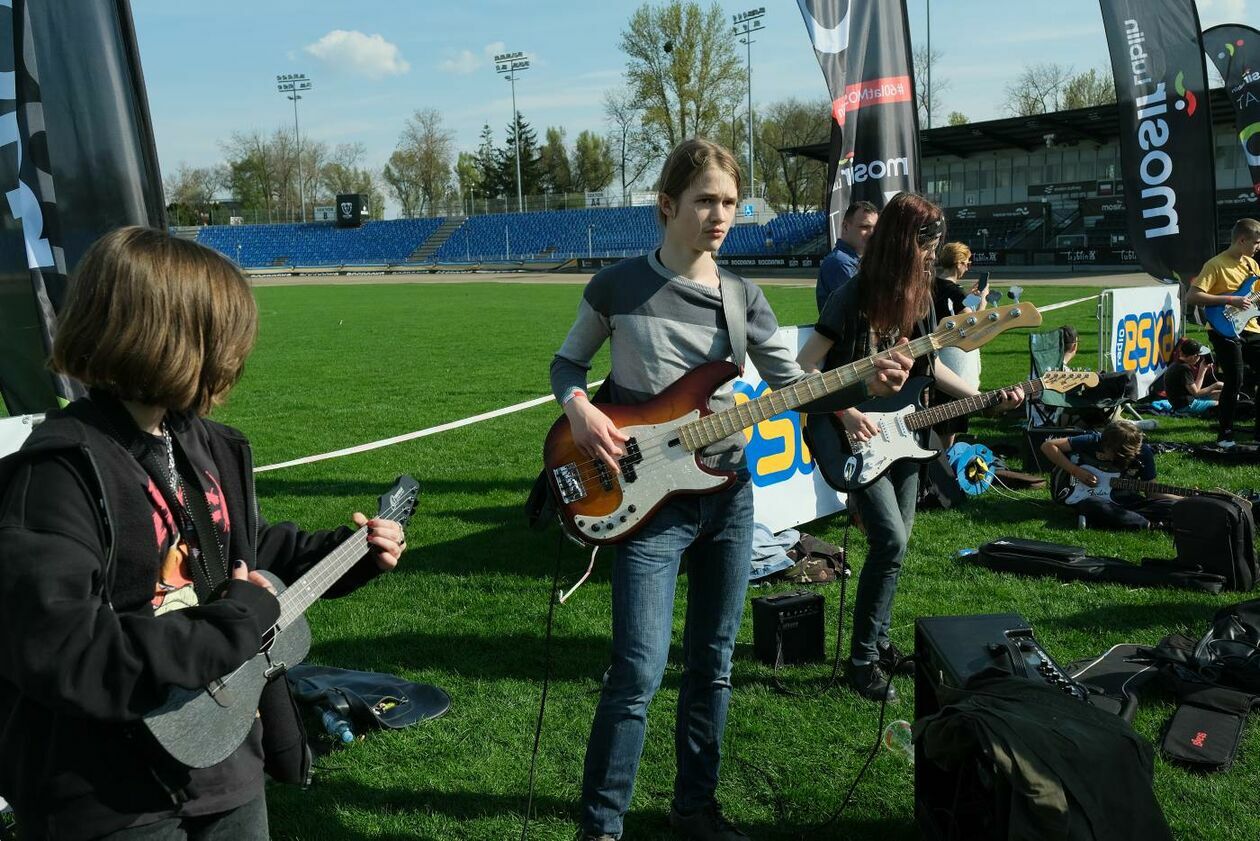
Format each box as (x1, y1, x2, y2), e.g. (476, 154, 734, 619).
(977, 272, 991, 293)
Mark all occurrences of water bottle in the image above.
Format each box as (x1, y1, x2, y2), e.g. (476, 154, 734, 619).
(882, 719, 915, 764)
(320, 707, 354, 744)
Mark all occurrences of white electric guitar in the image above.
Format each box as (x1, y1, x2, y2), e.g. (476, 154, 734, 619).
(1059, 464, 1247, 507)
(806, 370, 1097, 491)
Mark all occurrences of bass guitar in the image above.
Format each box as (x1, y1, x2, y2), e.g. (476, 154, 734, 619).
(143, 475, 420, 769)
(808, 370, 1099, 492)
(1204, 275, 1260, 338)
(543, 303, 1042, 545)
(1057, 464, 1247, 508)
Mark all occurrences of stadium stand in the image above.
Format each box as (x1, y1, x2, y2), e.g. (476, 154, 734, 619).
(194, 208, 827, 268)
(197, 218, 445, 268)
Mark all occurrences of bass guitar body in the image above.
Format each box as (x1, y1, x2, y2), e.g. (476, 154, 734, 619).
(144, 570, 311, 769)
(1204, 275, 1260, 338)
(543, 362, 739, 545)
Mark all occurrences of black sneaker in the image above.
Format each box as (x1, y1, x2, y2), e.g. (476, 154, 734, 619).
(668, 802, 749, 840)
(850, 661, 899, 702)
(877, 640, 914, 676)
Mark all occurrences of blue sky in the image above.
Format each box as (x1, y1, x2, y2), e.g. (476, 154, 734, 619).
(131, 0, 1254, 213)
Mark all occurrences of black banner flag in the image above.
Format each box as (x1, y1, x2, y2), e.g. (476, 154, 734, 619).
(1204, 23, 1260, 197)
(797, 0, 920, 245)
(1099, 0, 1216, 282)
(0, 0, 165, 414)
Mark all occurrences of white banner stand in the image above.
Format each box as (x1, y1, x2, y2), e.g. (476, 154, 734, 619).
(736, 326, 845, 533)
(0, 414, 43, 459)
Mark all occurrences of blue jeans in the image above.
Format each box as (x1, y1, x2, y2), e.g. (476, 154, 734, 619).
(847, 461, 918, 666)
(580, 477, 753, 838)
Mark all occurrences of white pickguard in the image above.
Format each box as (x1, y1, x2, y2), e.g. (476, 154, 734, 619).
(566, 410, 730, 543)
(1063, 465, 1118, 505)
(1228, 303, 1260, 334)
(848, 406, 936, 485)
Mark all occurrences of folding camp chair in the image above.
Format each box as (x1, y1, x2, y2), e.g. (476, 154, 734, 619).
(1027, 329, 1149, 429)
(1028, 329, 1073, 427)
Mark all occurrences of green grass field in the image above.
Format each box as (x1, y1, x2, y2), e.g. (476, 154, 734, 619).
(130, 281, 1260, 838)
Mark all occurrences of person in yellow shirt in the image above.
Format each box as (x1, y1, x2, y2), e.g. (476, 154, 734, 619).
(1186, 218, 1260, 446)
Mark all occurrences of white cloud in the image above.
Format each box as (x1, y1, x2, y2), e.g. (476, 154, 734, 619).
(440, 41, 511, 75)
(304, 30, 409, 78)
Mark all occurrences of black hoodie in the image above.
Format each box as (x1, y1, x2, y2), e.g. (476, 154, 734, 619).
(0, 395, 381, 839)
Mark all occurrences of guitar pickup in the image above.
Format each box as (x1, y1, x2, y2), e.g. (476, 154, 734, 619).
(619, 438, 642, 482)
(594, 460, 615, 491)
(552, 463, 587, 504)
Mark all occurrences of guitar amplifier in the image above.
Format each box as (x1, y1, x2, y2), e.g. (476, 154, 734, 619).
(751, 591, 825, 666)
(914, 613, 1088, 841)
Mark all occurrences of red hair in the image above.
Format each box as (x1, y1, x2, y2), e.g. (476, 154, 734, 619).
(855, 193, 944, 337)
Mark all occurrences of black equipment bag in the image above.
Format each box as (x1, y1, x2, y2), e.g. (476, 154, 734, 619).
(974, 537, 1225, 593)
(287, 665, 450, 733)
(1172, 496, 1257, 591)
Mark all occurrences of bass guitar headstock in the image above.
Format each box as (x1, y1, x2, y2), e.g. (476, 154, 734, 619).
(378, 475, 421, 528)
(1040, 370, 1101, 395)
(932, 302, 1043, 352)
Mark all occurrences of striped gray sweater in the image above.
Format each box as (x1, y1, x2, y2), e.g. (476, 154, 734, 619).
(550, 251, 805, 469)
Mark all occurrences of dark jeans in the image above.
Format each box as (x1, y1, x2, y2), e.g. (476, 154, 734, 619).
(580, 478, 753, 838)
(846, 461, 919, 666)
(18, 796, 268, 841)
(1075, 496, 1178, 530)
(1206, 330, 1260, 439)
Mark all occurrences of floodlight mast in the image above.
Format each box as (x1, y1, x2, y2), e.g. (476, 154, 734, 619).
(732, 8, 765, 201)
(276, 73, 313, 223)
(494, 51, 530, 213)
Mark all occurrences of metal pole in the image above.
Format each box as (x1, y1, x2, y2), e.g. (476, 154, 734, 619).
(745, 35, 753, 200)
(291, 93, 305, 223)
(510, 74, 523, 213)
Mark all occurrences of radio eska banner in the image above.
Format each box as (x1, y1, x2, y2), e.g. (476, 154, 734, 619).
(736, 325, 844, 532)
(0, 0, 164, 414)
(1101, 285, 1181, 394)
(1204, 24, 1260, 196)
(1099, 0, 1216, 283)
(797, 0, 920, 245)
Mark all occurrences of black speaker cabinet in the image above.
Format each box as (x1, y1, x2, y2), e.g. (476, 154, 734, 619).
(914, 613, 1030, 841)
(751, 590, 825, 666)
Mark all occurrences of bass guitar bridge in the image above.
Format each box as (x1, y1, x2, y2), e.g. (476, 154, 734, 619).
(553, 463, 587, 503)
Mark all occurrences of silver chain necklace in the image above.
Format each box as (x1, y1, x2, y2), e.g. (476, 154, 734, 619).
(161, 422, 182, 504)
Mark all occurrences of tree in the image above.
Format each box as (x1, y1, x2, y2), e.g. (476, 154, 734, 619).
(164, 163, 222, 225)
(752, 99, 830, 213)
(1062, 67, 1115, 110)
(619, 1, 745, 150)
(604, 86, 660, 198)
(914, 45, 951, 128)
(318, 143, 383, 220)
(1002, 62, 1075, 116)
(221, 129, 286, 221)
(475, 124, 503, 198)
(500, 112, 543, 203)
(394, 108, 454, 214)
(455, 151, 483, 213)
(382, 149, 424, 218)
(539, 127, 573, 195)
(571, 130, 615, 192)
(947, 111, 969, 126)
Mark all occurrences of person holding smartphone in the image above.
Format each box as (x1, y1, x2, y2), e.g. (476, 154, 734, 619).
(932, 242, 988, 448)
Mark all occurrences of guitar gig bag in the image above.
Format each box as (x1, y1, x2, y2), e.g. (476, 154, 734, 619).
(973, 536, 1226, 593)
(1172, 496, 1257, 591)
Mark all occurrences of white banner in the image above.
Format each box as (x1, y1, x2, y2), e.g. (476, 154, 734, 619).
(736, 325, 845, 532)
(1100, 286, 1182, 395)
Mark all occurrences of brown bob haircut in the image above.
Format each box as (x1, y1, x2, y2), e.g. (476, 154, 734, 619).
(52, 226, 257, 416)
(856, 192, 945, 337)
(656, 137, 742, 226)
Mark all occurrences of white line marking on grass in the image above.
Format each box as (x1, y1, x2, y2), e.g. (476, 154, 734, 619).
(254, 294, 1099, 473)
(254, 380, 606, 473)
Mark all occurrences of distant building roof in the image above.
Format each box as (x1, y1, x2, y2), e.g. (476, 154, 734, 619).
(781, 88, 1236, 161)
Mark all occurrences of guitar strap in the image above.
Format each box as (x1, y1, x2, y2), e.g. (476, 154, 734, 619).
(719, 269, 748, 375)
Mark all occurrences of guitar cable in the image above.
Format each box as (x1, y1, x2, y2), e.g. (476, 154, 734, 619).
(520, 528, 567, 841)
